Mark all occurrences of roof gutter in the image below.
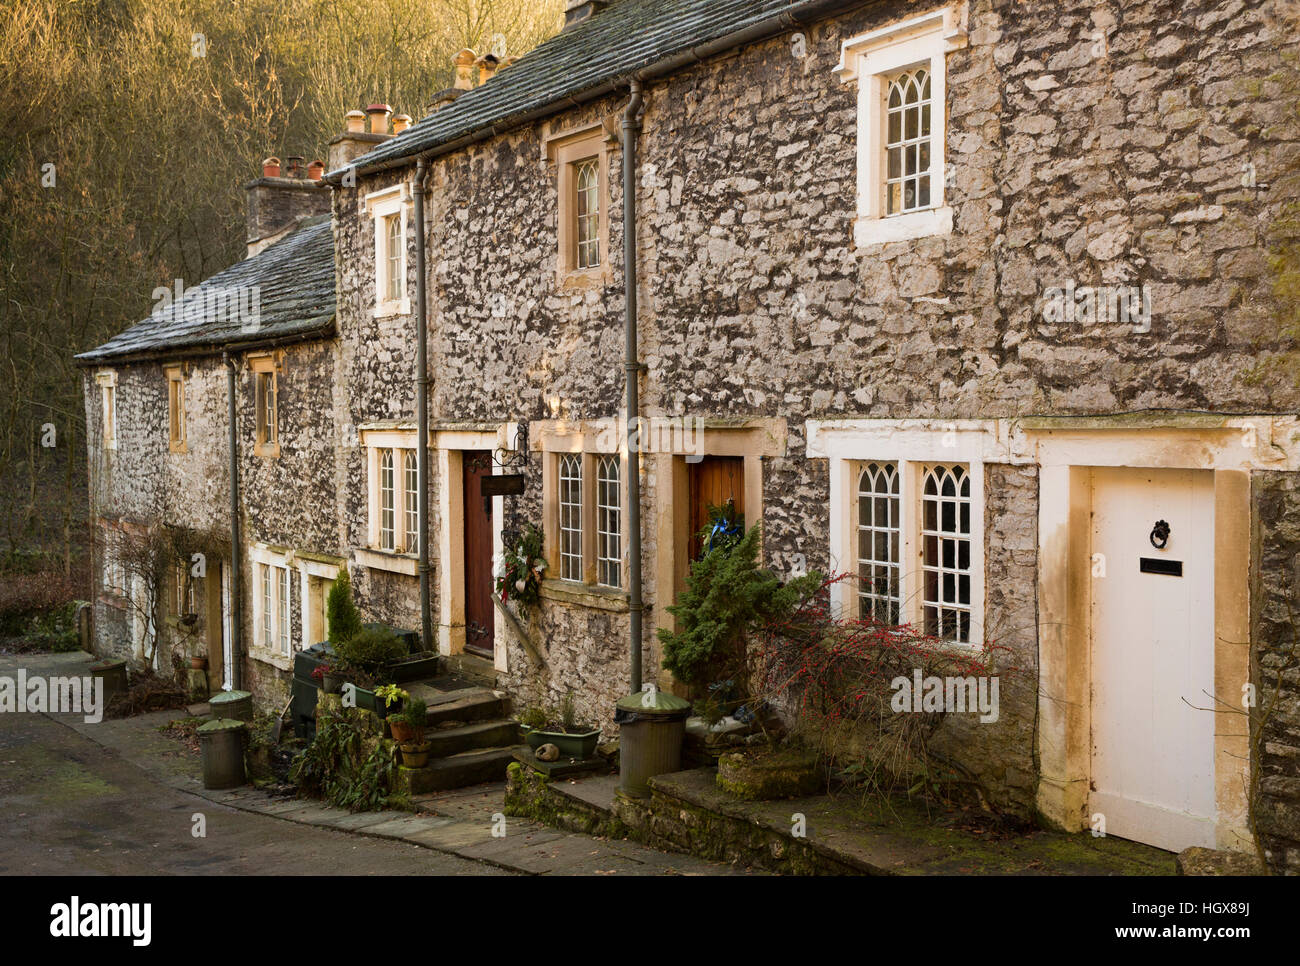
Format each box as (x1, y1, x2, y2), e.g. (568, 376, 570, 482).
(72, 320, 337, 369)
(324, 0, 868, 184)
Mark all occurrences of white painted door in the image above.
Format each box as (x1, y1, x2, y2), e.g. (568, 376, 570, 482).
(1090, 466, 1216, 852)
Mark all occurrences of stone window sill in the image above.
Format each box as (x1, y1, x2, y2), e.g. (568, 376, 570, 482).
(853, 205, 953, 248)
(373, 298, 411, 319)
(540, 578, 629, 613)
(248, 645, 292, 672)
(355, 546, 418, 576)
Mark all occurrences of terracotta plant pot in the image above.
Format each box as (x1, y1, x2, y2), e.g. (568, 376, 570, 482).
(190, 656, 208, 670)
(400, 741, 431, 768)
(389, 720, 422, 744)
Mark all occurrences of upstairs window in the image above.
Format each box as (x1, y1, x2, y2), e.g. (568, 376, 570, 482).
(166, 365, 187, 453)
(365, 183, 412, 316)
(546, 124, 613, 286)
(575, 158, 601, 270)
(384, 213, 403, 302)
(251, 355, 279, 457)
(835, 4, 967, 246)
(885, 69, 932, 216)
(96, 371, 117, 450)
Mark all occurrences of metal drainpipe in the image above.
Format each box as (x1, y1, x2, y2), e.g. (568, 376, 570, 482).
(623, 79, 645, 693)
(414, 159, 433, 653)
(224, 350, 242, 690)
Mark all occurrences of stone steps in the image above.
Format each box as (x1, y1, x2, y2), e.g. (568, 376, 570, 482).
(424, 718, 520, 758)
(402, 744, 529, 794)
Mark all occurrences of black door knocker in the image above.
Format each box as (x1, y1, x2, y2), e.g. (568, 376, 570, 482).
(1149, 520, 1171, 550)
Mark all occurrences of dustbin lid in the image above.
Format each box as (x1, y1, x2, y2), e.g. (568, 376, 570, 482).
(210, 690, 251, 706)
(197, 718, 246, 734)
(616, 689, 691, 716)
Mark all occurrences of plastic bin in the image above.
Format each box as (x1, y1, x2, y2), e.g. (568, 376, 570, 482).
(614, 689, 692, 798)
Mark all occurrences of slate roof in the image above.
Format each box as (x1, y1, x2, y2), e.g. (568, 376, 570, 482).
(76, 215, 335, 363)
(345, 0, 851, 174)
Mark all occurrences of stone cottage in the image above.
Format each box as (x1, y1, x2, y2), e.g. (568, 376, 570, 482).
(81, 0, 1300, 871)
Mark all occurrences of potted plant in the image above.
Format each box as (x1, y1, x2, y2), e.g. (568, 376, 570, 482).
(387, 694, 425, 744)
(312, 663, 343, 695)
(189, 651, 208, 670)
(399, 740, 431, 768)
(520, 693, 601, 760)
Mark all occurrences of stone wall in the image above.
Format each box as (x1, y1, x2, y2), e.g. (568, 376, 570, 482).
(320, 0, 1300, 816)
(1252, 470, 1300, 875)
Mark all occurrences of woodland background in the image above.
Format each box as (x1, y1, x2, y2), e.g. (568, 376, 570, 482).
(0, 0, 563, 617)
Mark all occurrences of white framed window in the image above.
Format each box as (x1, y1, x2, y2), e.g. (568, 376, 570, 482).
(365, 183, 412, 316)
(96, 371, 117, 450)
(920, 463, 972, 642)
(278, 565, 291, 655)
(559, 453, 583, 582)
(403, 450, 418, 555)
(835, 4, 967, 246)
(575, 158, 600, 270)
(362, 428, 420, 557)
(856, 461, 901, 624)
(809, 418, 987, 648)
(380, 448, 396, 551)
(596, 454, 621, 588)
(261, 563, 273, 646)
(250, 547, 294, 663)
(885, 68, 932, 216)
(172, 562, 197, 617)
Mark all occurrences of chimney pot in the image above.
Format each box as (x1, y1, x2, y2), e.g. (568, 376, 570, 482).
(262, 156, 282, 178)
(476, 53, 501, 86)
(453, 48, 477, 90)
(308, 159, 325, 181)
(391, 113, 412, 134)
(344, 109, 366, 133)
(564, 0, 607, 28)
(285, 155, 305, 178)
(366, 103, 392, 135)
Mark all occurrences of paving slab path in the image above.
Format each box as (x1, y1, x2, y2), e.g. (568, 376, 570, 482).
(0, 651, 748, 876)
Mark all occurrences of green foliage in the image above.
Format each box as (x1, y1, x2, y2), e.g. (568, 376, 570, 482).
(496, 523, 546, 619)
(658, 524, 822, 687)
(333, 625, 406, 680)
(290, 709, 400, 812)
(390, 697, 427, 729)
(326, 569, 362, 644)
(560, 692, 576, 730)
(374, 684, 408, 708)
(518, 704, 547, 729)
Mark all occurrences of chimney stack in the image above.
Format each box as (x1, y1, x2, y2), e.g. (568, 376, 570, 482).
(245, 153, 329, 257)
(453, 48, 477, 90)
(564, 0, 607, 28)
(329, 105, 398, 172)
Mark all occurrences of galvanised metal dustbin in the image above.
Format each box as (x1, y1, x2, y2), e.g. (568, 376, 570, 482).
(209, 689, 253, 722)
(615, 689, 691, 799)
(198, 718, 247, 790)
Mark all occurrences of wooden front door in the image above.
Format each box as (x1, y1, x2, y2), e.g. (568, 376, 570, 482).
(463, 452, 495, 657)
(687, 456, 745, 561)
